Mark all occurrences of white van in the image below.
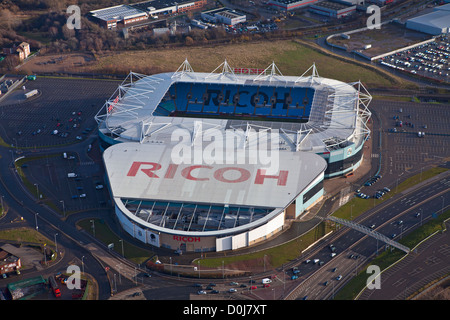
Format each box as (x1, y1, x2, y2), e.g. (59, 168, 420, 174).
(262, 278, 272, 284)
(67, 173, 77, 178)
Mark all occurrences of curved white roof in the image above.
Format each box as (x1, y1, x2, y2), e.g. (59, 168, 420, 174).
(104, 142, 327, 236)
(95, 61, 372, 154)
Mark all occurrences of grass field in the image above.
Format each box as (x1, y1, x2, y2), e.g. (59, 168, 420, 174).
(88, 40, 398, 87)
(0, 227, 53, 245)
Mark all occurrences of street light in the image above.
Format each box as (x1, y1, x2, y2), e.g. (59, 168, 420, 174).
(81, 256, 85, 274)
(119, 239, 124, 257)
(54, 233, 58, 257)
(35, 212, 39, 231)
(90, 219, 95, 237)
(60, 200, 65, 218)
(34, 183, 39, 199)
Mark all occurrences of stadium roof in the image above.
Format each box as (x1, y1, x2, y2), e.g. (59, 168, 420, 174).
(104, 142, 326, 208)
(95, 60, 372, 154)
(103, 142, 327, 236)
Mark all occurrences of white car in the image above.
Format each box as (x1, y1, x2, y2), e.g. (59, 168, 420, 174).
(79, 194, 86, 198)
(95, 185, 104, 190)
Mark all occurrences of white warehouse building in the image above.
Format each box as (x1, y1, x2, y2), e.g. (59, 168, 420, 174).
(406, 5, 450, 35)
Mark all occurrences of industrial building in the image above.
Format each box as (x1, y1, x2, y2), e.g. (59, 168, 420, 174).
(366, 0, 394, 5)
(201, 8, 246, 26)
(94, 60, 372, 253)
(309, 1, 356, 19)
(89, 0, 207, 29)
(267, 0, 320, 11)
(90, 5, 148, 29)
(406, 5, 450, 35)
(134, 0, 207, 17)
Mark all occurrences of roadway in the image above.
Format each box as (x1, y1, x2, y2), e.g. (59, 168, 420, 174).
(283, 172, 450, 300)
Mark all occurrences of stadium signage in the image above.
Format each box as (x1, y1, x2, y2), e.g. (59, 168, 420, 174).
(203, 88, 295, 110)
(126, 162, 288, 186)
(173, 236, 200, 242)
(233, 67, 265, 75)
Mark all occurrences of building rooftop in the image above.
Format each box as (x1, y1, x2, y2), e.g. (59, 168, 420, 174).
(90, 5, 147, 22)
(104, 142, 327, 235)
(311, 1, 353, 10)
(407, 10, 450, 32)
(104, 143, 326, 209)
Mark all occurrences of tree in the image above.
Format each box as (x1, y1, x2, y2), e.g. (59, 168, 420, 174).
(185, 36, 194, 46)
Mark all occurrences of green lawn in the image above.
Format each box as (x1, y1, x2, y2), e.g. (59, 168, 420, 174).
(0, 227, 54, 245)
(273, 43, 395, 87)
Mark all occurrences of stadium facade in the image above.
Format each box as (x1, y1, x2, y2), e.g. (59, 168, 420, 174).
(95, 60, 372, 253)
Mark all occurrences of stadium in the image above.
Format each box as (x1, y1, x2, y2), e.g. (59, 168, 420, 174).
(95, 60, 372, 253)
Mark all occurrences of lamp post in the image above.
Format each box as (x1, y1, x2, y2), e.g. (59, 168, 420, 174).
(34, 183, 39, 199)
(90, 219, 95, 237)
(119, 239, 124, 257)
(35, 212, 39, 231)
(81, 256, 85, 274)
(54, 233, 58, 257)
(60, 200, 65, 218)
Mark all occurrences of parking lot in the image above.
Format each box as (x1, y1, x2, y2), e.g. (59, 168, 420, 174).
(0, 77, 118, 148)
(20, 146, 109, 213)
(0, 77, 118, 213)
(361, 98, 449, 199)
(378, 35, 450, 83)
